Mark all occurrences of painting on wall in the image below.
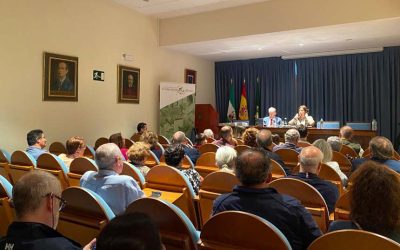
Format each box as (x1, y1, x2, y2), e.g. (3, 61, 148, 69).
(185, 69, 197, 84)
(43, 52, 78, 101)
(118, 65, 140, 103)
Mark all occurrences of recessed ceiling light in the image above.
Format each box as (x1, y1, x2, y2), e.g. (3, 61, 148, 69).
(346, 38, 353, 42)
(299, 43, 304, 46)
(258, 48, 262, 50)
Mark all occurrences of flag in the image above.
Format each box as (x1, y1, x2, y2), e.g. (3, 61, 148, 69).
(227, 79, 236, 122)
(255, 77, 261, 119)
(239, 80, 249, 120)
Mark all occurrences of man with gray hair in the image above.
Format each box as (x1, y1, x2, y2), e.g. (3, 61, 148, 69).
(262, 107, 282, 127)
(292, 146, 339, 213)
(80, 143, 144, 215)
(339, 126, 363, 155)
(273, 128, 302, 153)
(327, 136, 342, 152)
(171, 131, 200, 164)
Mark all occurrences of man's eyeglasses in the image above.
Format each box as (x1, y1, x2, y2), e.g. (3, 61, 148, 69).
(44, 193, 67, 211)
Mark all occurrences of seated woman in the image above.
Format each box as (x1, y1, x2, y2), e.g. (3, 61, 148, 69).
(140, 131, 162, 160)
(127, 142, 151, 177)
(58, 136, 86, 167)
(242, 127, 259, 147)
(215, 146, 237, 174)
(194, 133, 207, 149)
(313, 139, 348, 186)
(109, 133, 128, 160)
(289, 105, 315, 127)
(329, 161, 400, 243)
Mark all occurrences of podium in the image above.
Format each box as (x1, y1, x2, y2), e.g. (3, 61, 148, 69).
(195, 104, 219, 136)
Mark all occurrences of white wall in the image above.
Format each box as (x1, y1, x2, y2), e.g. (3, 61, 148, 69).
(0, 0, 215, 152)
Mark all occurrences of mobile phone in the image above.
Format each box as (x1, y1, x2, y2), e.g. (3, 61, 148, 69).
(151, 191, 162, 198)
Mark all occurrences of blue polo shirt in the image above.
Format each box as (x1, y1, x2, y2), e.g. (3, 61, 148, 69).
(213, 186, 321, 250)
(352, 157, 400, 174)
(26, 146, 47, 160)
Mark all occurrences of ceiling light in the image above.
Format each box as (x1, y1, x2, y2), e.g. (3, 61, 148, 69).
(298, 43, 304, 46)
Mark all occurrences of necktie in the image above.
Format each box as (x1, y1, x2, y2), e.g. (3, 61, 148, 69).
(270, 118, 273, 126)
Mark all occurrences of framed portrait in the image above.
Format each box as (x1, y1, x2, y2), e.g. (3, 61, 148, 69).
(185, 69, 197, 84)
(118, 65, 140, 103)
(43, 52, 78, 101)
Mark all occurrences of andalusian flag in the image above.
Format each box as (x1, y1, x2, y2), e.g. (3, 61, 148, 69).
(227, 79, 236, 122)
(239, 80, 249, 120)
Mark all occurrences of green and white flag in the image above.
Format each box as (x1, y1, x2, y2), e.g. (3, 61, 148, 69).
(227, 79, 236, 122)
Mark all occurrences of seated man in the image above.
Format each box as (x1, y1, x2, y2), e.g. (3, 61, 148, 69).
(327, 136, 342, 152)
(58, 136, 86, 167)
(273, 129, 302, 153)
(80, 143, 144, 215)
(26, 129, 47, 160)
(339, 126, 363, 156)
(352, 136, 400, 173)
(171, 131, 200, 164)
(203, 129, 214, 139)
(212, 126, 237, 148)
(297, 125, 309, 143)
(0, 170, 94, 249)
(292, 146, 339, 213)
(213, 149, 321, 250)
(130, 122, 147, 141)
(262, 107, 282, 127)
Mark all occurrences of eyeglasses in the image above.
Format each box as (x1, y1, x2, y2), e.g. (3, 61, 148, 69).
(44, 193, 67, 211)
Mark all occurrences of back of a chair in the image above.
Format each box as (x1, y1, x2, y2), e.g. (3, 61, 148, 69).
(83, 145, 95, 159)
(332, 151, 352, 176)
(269, 178, 329, 233)
(48, 142, 67, 156)
(234, 145, 251, 155)
(198, 171, 239, 226)
(68, 157, 98, 187)
(182, 155, 194, 169)
(9, 151, 36, 184)
(121, 162, 146, 188)
(297, 141, 311, 148)
(186, 137, 194, 147)
(131, 133, 141, 142)
(206, 137, 215, 143)
(362, 148, 370, 158)
(340, 144, 358, 158)
(0, 149, 12, 184)
(198, 143, 219, 154)
(158, 135, 171, 147)
(0, 176, 14, 237)
(144, 150, 161, 168)
(127, 198, 199, 250)
(195, 152, 218, 178)
(58, 187, 115, 246)
(270, 159, 287, 180)
(275, 149, 299, 171)
(124, 138, 134, 149)
(200, 211, 292, 250)
(334, 191, 351, 220)
(36, 153, 70, 190)
(308, 230, 400, 250)
(319, 163, 344, 195)
(94, 137, 108, 150)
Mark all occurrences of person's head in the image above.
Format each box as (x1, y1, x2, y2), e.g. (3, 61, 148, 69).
(340, 126, 354, 140)
(268, 107, 277, 118)
(215, 146, 237, 170)
(27, 129, 47, 148)
(312, 139, 332, 163)
(298, 146, 323, 174)
(272, 134, 281, 145)
(57, 61, 68, 79)
(137, 123, 147, 133)
(203, 129, 214, 139)
(220, 126, 233, 141)
(96, 212, 164, 250)
(164, 144, 185, 167)
(109, 133, 125, 149)
(95, 143, 124, 173)
(297, 125, 308, 139)
(127, 74, 134, 86)
(350, 161, 400, 235)
(369, 136, 394, 160)
(12, 170, 64, 229)
(242, 127, 259, 147)
(127, 142, 150, 165)
(284, 129, 300, 144)
(171, 131, 186, 145)
(65, 136, 86, 157)
(256, 129, 273, 149)
(235, 149, 271, 187)
(140, 131, 159, 147)
(298, 105, 309, 118)
(195, 133, 207, 146)
(327, 136, 342, 152)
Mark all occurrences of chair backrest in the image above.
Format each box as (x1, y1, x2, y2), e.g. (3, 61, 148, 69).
(9, 151, 36, 184)
(36, 153, 70, 190)
(297, 141, 312, 148)
(121, 162, 146, 188)
(236, 139, 244, 145)
(156, 142, 165, 155)
(194, 152, 218, 178)
(269, 178, 329, 233)
(317, 121, 340, 129)
(199, 211, 292, 250)
(68, 157, 98, 187)
(340, 144, 358, 158)
(206, 137, 215, 143)
(319, 163, 344, 195)
(198, 143, 219, 154)
(94, 137, 109, 150)
(182, 155, 194, 169)
(0, 176, 14, 237)
(270, 159, 287, 180)
(144, 150, 161, 168)
(124, 138, 134, 148)
(308, 229, 400, 250)
(131, 133, 141, 142)
(275, 149, 299, 171)
(362, 148, 370, 157)
(58, 187, 115, 246)
(158, 135, 171, 146)
(48, 141, 67, 156)
(83, 145, 95, 159)
(198, 171, 239, 226)
(334, 191, 351, 220)
(332, 151, 352, 176)
(126, 197, 199, 250)
(0, 149, 12, 184)
(234, 145, 252, 155)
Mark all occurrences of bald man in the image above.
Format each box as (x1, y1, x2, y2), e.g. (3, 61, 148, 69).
(339, 126, 363, 155)
(171, 131, 200, 164)
(292, 146, 339, 213)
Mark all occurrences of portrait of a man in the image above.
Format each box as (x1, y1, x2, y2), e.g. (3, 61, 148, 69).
(118, 65, 140, 103)
(50, 61, 74, 92)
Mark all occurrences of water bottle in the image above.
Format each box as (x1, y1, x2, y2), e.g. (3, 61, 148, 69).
(284, 117, 288, 126)
(320, 118, 324, 129)
(371, 119, 377, 131)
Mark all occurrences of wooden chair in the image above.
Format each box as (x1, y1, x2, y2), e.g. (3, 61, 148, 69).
(332, 151, 352, 176)
(124, 138, 134, 148)
(83, 145, 95, 159)
(362, 148, 400, 160)
(0, 176, 14, 237)
(319, 163, 344, 195)
(158, 135, 171, 148)
(186, 137, 194, 147)
(94, 137, 109, 150)
(48, 141, 67, 156)
(340, 144, 358, 158)
(9, 151, 36, 185)
(0, 149, 12, 184)
(67, 157, 98, 187)
(334, 191, 351, 220)
(126, 197, 199, 250)
(270, 159, 287, 180)
(206, 137, 215, 143)
(297, 141, 311, 147)
(159, 155, 193, 169)
(275, 149, 299, 171)
(236, 139, 244, 145)
(269, 178, 329, 233)
(198, 143, 219, 154)
(234, 145, 251, 155)
(131, 133, 141, 142)
(198, 171, 239, 226)
(36, 153, 70, 190)
(308, 229, 400, 250)
(156, 142, 165, 155)
(144, 150, 161, 168)
(121, 162, 146, 189)
(58, 187, 115, 246)
(194, 152, 218, 178)
(362, 148, 370, 158)
(199, 211, 292, 250)
(143, 165, 198, 228)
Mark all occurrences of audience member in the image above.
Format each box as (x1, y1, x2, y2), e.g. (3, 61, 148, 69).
(215, 146, 237, 174)
(140, 131, 162, 160)
(297, 125, 309, 142)
(213, 149, 321, 250)
(339, 126, 363, 155)
(164, 144, 202, 194)
(327, 136, 342, 152)
(329, 161, 400, 243)
(80, 143, 144, 215)
(289, 105, 315, 127)
(58, 136, 86, 167)
(127, 142, 151, 177)
(130, 122, 147, 141)
(272, 134, 281, 145)
(212, 126, 237, 148)
(109, 133, 128, 160)
(171, 131, 200, 164)
(262, 107, 282, 127)
(96, 212, 164, 250)
(26, 129, 47, 160)
(194, 133, 207, 149)
(203, 129, 214, 139)
(241, 127, 259, 147)
(292, 146, 339, 213)
(352, 136, 400, 173)
(273, 129, 302, 153)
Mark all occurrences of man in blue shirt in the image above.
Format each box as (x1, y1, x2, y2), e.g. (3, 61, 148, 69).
(263, 107, 283, 127)
(26, 129, 47, 160)
(172, 131, 200, 165)
(80, 143, 144, 215)
(213, 148, 321, 250)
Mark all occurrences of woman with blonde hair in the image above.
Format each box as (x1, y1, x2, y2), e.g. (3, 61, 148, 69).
(215, 146, 237, 174)
(127, 142, 151, 177)
(140, 131, 162, 160)
(242, 127, 259, 148)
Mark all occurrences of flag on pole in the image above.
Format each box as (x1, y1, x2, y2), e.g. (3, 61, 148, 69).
(227, 79, 236, 122)
(255, 77, 261, 119)
(239, 79, 249, 120)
